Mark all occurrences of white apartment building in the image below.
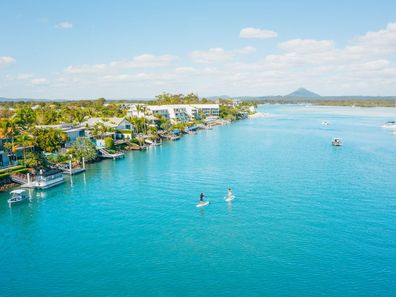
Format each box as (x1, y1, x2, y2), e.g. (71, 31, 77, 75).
(126, 104, 220, 123)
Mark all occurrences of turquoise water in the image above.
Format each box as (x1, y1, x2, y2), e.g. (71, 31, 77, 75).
(1, 104, 396, 296)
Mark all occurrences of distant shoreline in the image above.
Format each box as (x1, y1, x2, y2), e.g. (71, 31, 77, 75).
(252, 99, 396, 108)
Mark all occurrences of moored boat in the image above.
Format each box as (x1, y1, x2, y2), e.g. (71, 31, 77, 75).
(8, 189, 29, 205)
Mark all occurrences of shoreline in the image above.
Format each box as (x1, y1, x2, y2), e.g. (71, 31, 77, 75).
(0, 115, 251, 193)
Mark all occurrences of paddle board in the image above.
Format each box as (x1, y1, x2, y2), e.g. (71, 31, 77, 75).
(224, 195, 235, 202)
(196, 201, 209, 207)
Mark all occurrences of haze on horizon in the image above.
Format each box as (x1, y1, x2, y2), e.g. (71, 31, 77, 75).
(1, 0, 396, 99)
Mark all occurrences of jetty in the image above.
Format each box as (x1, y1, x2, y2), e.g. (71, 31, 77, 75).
(99, 148, 125, 159)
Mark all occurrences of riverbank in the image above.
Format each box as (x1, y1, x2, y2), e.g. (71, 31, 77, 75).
(0, 113, 253, 192)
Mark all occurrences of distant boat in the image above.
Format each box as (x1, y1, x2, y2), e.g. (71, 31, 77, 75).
(8, 189, 29, 205)
(382, 121, 396, 129)
(332, 138, 342, 146)
(321, 121, 330, 126)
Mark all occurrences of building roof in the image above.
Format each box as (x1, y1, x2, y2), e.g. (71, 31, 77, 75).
(82, 117, 129, 128)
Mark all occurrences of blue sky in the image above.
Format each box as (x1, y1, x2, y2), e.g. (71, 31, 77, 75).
(1, 0, 396, 99)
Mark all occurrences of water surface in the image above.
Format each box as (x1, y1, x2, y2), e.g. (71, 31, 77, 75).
(1, 104, 395, 296)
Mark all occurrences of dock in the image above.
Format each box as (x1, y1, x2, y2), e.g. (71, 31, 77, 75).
(99, 148, 125, 159)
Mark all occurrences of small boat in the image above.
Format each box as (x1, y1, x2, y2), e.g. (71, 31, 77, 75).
(321, 121, 330, 126)
(332, 138, 342, 146)
(382, 121, 396, 129)
(144, 139, 153, 145)
(8, 189, 29, 205)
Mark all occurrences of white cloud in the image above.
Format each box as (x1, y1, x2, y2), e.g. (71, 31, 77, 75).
(31, 78, 49, 85)
(64, 54, 177, 75)
(65, 64, 107, 74)
(278, 39, 335, 53)
(111, 54, 177, 68)
(190, 46, 256, 64)
(235, 46, 257, 54)
(0, 56, 16, 68)
(56, 21, 73, 29)
(4, 22, 396, 98)
(239, 27, 278, 39)
(5, 73, 33, 80)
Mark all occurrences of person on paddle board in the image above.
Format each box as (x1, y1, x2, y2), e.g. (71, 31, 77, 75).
(227, 188, 233, 199)
(200, 192, 205, 202)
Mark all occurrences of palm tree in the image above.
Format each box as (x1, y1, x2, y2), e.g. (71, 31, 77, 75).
(15, 133, 34, 162)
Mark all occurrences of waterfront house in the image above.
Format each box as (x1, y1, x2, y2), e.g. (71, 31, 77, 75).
(82, 117, 134, 140)
(0, 138, 10, 168)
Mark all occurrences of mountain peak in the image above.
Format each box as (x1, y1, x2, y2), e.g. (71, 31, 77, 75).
(286, 88, 320, 97)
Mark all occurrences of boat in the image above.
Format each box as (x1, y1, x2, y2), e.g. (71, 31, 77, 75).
(8, 189, 29, 205)
(321, 121, 330, 126)
(144, 139, 153, 145)
(21, 169, 65, 189)
(332, 138, 342, 146)
(382, 121, 396, 129)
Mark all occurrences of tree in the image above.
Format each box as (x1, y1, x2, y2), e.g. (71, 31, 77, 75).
(13, 107, 35, 129)
(24, 151, 48, 170)
(32, 128, 69, 153)
(14, 134, 34, 161)
(70, 137, 97, 162)
(104, 137, 114, 150)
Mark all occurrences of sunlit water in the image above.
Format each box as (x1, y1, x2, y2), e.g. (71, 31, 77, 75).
(1, 104, 395, 296)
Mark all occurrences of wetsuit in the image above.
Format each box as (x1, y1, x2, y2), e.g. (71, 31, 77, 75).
(200, 193, 204, 201)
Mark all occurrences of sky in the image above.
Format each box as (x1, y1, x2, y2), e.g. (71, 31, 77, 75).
(1, 0, 396, 99)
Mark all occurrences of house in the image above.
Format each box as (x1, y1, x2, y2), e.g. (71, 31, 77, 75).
(82, 117, 134, 139)
(0, 139, 10, 168)
(0, 138, 34, 168)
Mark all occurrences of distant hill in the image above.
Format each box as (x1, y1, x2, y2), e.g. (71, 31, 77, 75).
(286, 88, 320, 98)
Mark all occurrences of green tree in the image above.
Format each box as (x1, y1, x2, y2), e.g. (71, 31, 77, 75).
(15, 133, 34, 161)
(32, 128, 69, 153)
(70, 137, 98, 162)
(25, 151, 48, 170)
(104, 137, 114, 150)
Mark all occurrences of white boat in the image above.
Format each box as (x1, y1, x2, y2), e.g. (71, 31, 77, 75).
(332, 138, 342, 146)
(144, 139, 153, 145)
(8, 189, 29, 205)
(321, 121, 330, 126)
(382, 121, 396, 129)
(22, 169, 65, 189)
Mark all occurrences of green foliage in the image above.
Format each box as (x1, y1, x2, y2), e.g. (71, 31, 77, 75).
(104, 137, 115, 150)
(151, 93, 211, 105)
(47, 153, 70, 164)
(219, 106, 238, 121)
(127, 116, 147, 134)
(24, 152, 48, 170)
(32, 128, 69, 153)
(69, 137, 98, 162)
(172, 122, 187, 132)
